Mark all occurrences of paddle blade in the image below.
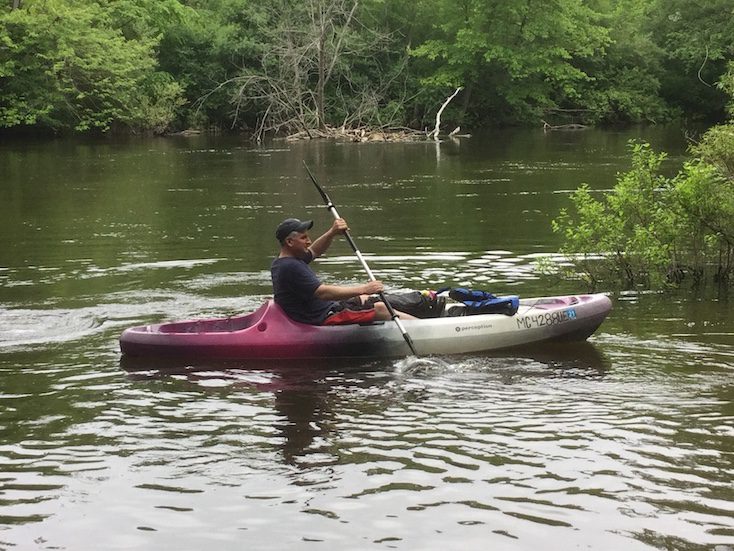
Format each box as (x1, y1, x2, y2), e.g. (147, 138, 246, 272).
(303, 162, 331, 204)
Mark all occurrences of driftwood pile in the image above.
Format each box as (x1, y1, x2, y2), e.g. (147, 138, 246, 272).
(284, 126, 469, 142)
(285, 87, 470, 143)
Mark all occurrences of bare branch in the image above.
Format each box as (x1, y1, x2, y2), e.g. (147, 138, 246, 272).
(431, 87, 463, 141)
(698, 45, 712, 87)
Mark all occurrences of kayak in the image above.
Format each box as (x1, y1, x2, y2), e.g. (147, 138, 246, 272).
(119, 293, 612, 359)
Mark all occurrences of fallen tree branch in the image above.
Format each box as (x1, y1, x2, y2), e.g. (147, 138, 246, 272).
(431, 87, 463, 141)
(542, 119, 588, 131)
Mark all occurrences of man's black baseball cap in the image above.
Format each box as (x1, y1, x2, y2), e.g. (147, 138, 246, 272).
(276, 218, 313, 243)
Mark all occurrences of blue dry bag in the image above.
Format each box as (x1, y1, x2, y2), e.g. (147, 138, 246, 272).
(448, 288, 519, 316)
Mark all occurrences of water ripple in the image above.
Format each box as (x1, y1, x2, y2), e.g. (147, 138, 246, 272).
(0, 308, 732, 549)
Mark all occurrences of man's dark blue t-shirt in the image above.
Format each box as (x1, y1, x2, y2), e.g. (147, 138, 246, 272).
(271, 251, 338, 324)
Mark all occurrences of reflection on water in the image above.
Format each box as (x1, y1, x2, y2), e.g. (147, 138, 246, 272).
(3, 319, 733, 550)
(1, 130, 732, 550)
(121, 343, 614, 470)
(110, 335, 730, 551)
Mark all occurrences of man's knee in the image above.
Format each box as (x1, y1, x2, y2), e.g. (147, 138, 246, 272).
(373, 302, 390, 320)
(373, 302, 415, 320)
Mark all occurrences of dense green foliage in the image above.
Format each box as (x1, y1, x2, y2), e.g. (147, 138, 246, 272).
(0, 0, 185, 132)
(552, 81, 734, 289)
(1, 0, 733, 134)
(410, 0, 614, 125)
(552, 39, 734, 290)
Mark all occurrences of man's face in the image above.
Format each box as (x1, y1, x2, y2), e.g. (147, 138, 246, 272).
(285, 231, 311, 257)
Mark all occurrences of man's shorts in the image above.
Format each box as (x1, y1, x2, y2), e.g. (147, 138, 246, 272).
(323, 308, 377, 325)
(323, 298, 376, 325)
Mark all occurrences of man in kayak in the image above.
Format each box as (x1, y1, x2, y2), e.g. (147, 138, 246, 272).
(271, 217, 416, 325)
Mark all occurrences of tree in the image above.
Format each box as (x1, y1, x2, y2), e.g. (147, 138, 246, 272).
(0, 0, 183, 133)
(228, 0, 406, 136)
(647, 0, 734, 120)
(571, 0, 670, 124)
(410, 0, 610, 125)
(553, 134, 734, 288)
(2, 0, 732, 134)
(156, 0, 270, 129)
(719, 61, 734, 118)
(553, 142, 681, 288)
(554, 46, 734, 288)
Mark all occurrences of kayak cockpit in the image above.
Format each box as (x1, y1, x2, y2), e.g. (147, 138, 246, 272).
(153, 302, 271, 334)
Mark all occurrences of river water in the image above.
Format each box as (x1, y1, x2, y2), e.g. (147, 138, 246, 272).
(0, 128, 732, 550)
